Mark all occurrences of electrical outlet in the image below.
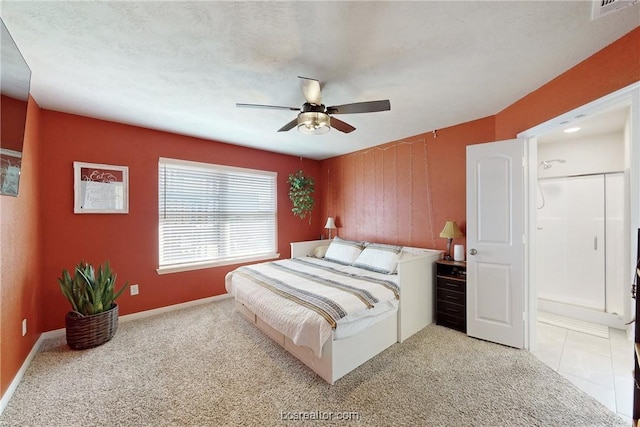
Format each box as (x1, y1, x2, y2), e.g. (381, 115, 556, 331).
(130, 284, 139, 296)
(22, 319, 27, 336)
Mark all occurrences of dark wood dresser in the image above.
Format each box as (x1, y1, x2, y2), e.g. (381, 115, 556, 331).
(435, 259, 467, 333)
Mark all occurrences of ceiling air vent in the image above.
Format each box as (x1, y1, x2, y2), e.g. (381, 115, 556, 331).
(591, 0, 638, 20)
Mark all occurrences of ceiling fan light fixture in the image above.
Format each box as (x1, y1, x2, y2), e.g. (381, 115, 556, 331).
(297, 112, 330, 135)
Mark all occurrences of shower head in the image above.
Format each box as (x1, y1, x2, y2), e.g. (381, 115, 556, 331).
(539, 159, 566, 169)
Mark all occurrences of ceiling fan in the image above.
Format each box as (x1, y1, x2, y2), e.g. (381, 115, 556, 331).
(236, 76, 390, 135)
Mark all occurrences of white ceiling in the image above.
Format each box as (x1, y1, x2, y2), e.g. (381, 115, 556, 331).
(538, 105, 630, 144)
(1, 1, 639, 160)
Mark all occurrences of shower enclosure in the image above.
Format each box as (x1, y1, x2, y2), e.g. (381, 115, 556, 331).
(536, 170, 626, 326)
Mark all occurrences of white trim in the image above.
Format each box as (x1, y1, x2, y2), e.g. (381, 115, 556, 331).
(518, 81, 640, 139)
(0, 148, 22, 158)
(118, 293, 232, 323)
(0, 334, 46, 415)
(156, 253, 280, 275)
(524, 137, 536, 352)
(41, 293, 233, 340)
(0, 293, 232, 415)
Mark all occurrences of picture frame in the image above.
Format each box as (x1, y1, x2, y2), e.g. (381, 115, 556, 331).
(0, 148, 22, 197)
(73, 161, 129, 214)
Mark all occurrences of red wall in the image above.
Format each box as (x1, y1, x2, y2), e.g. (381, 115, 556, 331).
(320, 26, 640, 253)
(1, 96, 41, 396)
(37, 111, 323, 331)
(319, 117, 495, 251)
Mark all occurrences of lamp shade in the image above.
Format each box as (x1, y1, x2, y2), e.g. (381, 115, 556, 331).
(439, 221, 463, 239)
(324, 217, 336, 230)
(298, 112, 330, 135)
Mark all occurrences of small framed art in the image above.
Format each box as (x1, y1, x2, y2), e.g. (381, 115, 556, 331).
(73, 161, 129, 214)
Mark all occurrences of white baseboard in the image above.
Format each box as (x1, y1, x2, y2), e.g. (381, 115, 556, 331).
(41, 293, 232, 340)
(120, 293, 231, 322)
(0, 293, 231, 415)
(0, 334, 46, 415)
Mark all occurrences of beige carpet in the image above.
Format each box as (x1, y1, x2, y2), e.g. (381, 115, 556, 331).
(0, 298, 627, 427)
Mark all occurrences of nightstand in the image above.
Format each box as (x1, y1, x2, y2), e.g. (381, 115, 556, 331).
(435, 260, 467, 333)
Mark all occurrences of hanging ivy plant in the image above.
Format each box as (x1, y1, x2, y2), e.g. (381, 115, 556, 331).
(287, 169, 315, 223)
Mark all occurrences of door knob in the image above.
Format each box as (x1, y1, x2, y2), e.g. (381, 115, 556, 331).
(469, 248, 477, 255)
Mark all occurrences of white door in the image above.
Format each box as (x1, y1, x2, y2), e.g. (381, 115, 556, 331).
(466, 139, 525, 348)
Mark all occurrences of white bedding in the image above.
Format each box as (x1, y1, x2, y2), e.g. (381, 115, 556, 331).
(225, 257, 400, 357)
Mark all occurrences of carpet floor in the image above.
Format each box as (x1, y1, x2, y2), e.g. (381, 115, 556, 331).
(0, 297, 628, 426)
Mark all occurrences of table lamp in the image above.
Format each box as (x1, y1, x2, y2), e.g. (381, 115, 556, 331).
(324, 217, 336, 239)
(440, 221, 463, 260)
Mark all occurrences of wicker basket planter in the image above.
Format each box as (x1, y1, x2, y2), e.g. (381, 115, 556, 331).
(65, 303, 119, 350)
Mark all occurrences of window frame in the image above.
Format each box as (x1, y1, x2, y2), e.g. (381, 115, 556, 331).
(157, 157, 279, 275)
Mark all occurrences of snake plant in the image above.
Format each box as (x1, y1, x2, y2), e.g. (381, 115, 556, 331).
(58, 260, 128, 316)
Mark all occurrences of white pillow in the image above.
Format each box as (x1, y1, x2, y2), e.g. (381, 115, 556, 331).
(353, 243, 403, 274)
(314, 245, 329, 258)
(323, 237, 364, 265)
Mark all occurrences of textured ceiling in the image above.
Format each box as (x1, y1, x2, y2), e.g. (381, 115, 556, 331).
(1, 1, 639, 160)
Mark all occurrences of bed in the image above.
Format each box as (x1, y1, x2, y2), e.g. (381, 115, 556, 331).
(225, 238, 442, 384)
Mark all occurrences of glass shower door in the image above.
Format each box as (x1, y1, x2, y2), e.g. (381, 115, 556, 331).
(537, 175, 606, 310)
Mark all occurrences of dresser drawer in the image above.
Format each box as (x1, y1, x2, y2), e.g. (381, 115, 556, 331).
(437, 288, 465, 306)
(437, 300, 466, 317)
(437, 277, 466, 293)
(435, 260, 467, 334)
(437, 312, 466, 333)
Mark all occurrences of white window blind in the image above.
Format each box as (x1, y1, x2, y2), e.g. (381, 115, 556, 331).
(158, 158, 277, 272)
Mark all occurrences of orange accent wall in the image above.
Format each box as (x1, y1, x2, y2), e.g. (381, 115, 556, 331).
(1, 95, 41, 396)
(37, 111, 322, 332)
(320, 26, 640, 253)
(319, 117, 494, 251)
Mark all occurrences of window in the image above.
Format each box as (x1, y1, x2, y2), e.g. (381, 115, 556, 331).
(158, 158, 277, 273)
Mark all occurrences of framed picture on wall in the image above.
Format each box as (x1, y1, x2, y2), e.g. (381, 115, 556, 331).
(73, 161, 129, 214)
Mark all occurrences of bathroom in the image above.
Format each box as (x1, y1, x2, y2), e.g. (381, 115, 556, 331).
(536, 105, 632, 331)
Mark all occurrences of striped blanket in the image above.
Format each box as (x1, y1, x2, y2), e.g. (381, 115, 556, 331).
(226, 257, 400, 356)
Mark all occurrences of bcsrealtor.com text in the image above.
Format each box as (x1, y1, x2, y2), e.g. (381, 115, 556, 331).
(280, 410, 361, 422)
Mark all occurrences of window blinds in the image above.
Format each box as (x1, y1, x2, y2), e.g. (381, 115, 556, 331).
(158, 158, 277, 269)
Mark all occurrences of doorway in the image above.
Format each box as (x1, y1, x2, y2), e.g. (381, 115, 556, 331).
(535, 106, 630, 330)
(518, 83, 639, 421)
(520, 83, 640, 350)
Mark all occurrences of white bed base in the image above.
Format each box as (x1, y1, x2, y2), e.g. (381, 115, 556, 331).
(234, 240, 442, 384)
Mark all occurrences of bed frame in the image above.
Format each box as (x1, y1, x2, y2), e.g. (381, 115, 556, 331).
(233, 240, 442, 384)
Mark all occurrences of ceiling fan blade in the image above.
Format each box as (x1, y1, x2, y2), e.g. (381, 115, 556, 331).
(278, 118, 299, 132)
(236, 103, 299, 111)
(298, 76, 322, 105)
(329, 117, 356, 133)
(327, 100, 390, 115)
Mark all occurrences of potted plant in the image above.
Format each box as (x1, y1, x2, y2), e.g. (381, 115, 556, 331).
(287, 169, 315, 223)
(57, 260, 128, 350)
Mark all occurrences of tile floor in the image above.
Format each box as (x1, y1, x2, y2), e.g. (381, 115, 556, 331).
(533, 318, 635, 423)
